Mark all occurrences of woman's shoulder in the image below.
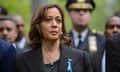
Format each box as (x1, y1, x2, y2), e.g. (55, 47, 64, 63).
(16, 48, 37, 60)
(62, 45, 86, 57)
(62, 45, 90, 65)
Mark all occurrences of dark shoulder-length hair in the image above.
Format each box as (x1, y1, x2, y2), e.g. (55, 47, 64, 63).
(29, 4, 71, 48)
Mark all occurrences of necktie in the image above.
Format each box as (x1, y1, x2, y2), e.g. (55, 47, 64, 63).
(76, 35, 82, 49)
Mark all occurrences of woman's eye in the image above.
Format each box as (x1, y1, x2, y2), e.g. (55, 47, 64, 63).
(45, 17, 52, 22)
(56, 18, 62, 24)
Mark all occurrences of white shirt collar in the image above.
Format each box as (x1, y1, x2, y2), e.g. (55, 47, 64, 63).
(16, 37, 27, 49)
(72, 29, 88, 42)
(72, 29, 88, 46)
(12, 43, 16, 48)
(102, 51, 105, 72)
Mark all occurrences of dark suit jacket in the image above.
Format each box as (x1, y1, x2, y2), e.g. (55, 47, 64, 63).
(69, 29, 105, 72)
(106, 33, 120, 72)
(69, 29, 105, 52)
(15, 37, 31, 55)
(12, 45, 92, 72)
(0, 39, 16, 72)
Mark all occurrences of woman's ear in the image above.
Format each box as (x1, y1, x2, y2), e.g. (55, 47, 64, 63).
(36, 24, 39, 30)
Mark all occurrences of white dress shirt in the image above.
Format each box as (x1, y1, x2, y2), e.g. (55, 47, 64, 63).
(102, 51, 105, 72)
(72, 29, 88, 47)
(15, 37, 27, 49)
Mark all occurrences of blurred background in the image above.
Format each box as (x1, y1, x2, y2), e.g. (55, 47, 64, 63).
(0, 0, 120, 34)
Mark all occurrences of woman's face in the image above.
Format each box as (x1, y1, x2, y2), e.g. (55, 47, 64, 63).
(40, 7, 62, 41)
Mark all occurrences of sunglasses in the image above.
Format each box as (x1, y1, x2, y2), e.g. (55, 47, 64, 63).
(69, 9, 92, 12)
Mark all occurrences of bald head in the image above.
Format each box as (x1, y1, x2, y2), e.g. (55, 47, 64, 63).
(12, 15, 25, 26)
(108, 16, 120, 23)
(12, 15, 25, 41)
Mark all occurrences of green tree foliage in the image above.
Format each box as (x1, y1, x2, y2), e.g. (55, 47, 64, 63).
(0, 0, 119, 33)
(49, 0, 120, 32)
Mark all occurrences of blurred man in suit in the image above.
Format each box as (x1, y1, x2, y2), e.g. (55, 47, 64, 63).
(65, 0, 105, 72)
(102, 14, 120, 72)
(106, 33, 120, 72)
(12, 15, 30, 50)
(105, 13, 120, 72)
(0, 16, 28, 54)
(0, 39, 16, 72)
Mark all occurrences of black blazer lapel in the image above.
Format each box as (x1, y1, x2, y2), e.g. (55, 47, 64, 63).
(23, 47, 45, 72)
(58, 45, 74, 72)
(58, 45, 67, 72)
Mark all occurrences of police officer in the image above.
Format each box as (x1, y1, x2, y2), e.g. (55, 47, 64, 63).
(66, 0, 105, 72)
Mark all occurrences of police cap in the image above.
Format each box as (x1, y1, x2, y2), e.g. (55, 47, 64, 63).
(66, 0, 96, 11)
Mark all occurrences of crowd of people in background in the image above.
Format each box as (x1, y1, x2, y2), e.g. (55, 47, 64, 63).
(0, 0, 120, 72)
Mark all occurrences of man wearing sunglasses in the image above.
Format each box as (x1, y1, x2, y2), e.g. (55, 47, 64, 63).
(66, 0, 105, 72)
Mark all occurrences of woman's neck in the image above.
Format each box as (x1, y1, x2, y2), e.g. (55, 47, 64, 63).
(41, 39, 60, 64)
(41, 39, 60, 52)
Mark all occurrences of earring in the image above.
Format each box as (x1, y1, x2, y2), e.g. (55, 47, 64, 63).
(60, 32, 63, 39)
(61, 32, 63, 35)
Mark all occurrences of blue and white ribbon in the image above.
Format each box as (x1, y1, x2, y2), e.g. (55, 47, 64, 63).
(67, 58, 72, 72)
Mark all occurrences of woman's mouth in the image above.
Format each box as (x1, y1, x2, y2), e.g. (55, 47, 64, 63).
(50, 31, 58, 35)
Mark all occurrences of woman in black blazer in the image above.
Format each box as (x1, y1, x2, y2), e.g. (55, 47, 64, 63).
(12, 4, 92, 72)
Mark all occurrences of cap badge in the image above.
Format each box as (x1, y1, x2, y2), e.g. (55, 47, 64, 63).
(78, 0, 85, 2)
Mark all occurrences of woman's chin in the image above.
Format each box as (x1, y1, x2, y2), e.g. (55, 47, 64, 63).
(48, 36, 59, 41)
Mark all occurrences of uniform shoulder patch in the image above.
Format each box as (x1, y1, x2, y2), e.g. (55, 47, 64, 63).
(92, 29, 104, 35)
